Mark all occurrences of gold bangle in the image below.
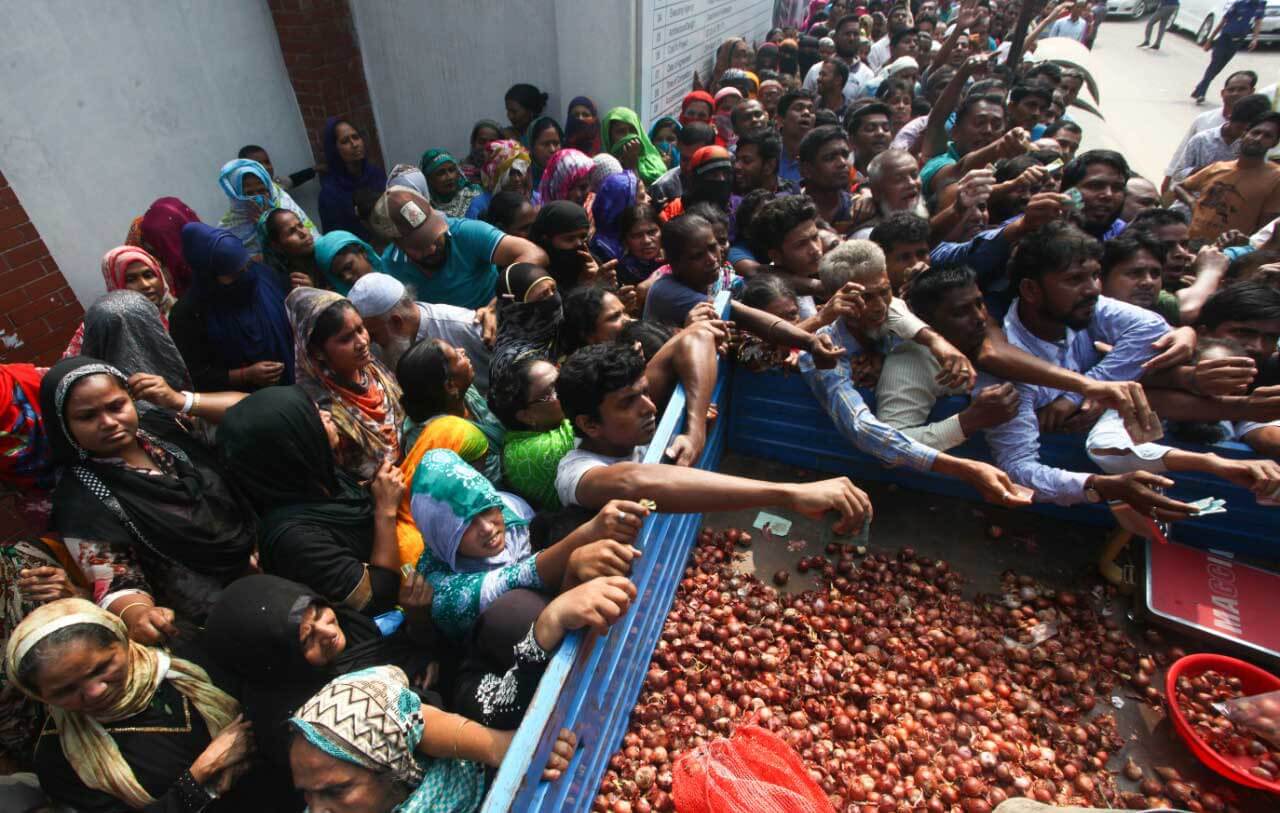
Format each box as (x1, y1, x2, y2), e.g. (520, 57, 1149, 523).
(453, 718, 472, 761)
(192, 392, 202, 414)
(116, 601, 152, 622)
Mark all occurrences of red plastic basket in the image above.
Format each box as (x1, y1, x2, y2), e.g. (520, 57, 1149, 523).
(1165, 653, 1280, 793)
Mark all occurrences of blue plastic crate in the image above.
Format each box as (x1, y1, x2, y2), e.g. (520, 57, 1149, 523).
(727, 367, 1278, 559)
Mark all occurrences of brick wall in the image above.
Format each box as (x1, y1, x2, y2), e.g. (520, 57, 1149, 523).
(0, 169, 84, 368)
(269, 0, 385, 170)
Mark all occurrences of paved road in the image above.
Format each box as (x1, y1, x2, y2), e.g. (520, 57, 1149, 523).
(1070, 15, 1278, 181)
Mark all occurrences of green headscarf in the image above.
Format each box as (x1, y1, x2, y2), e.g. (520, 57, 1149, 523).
(408, 449, 529, 573)
(312, 230, 386, 295)
(600, 107, 668, 186)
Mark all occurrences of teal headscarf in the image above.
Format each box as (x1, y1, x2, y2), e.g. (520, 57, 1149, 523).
(409, 449, 530, 573)
(601, 107, 668, 186)
(290, 666, 485, 813)
(648, 115, 683, 169)
(313, 231, 386, 296)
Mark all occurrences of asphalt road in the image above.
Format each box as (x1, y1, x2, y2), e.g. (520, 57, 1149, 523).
(1071, 14, 1278, 181)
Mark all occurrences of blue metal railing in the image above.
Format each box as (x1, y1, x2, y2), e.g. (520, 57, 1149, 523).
(480, 292, 732, 812)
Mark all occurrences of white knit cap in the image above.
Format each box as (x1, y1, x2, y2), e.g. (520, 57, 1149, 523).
(347, 272, 406, 319)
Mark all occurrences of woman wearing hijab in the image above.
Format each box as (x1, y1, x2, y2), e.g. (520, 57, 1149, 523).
(529, 201, 596, 293)
(63, 246, 176, 359)
(257, 208, 322, 291)
(537, 148, 594, 206)
(465, 139, 534, 220)
(488, 262, 563, 420)
(488, 355, 574, 511)
(39, 358, 255, 634)
(418, 149, 482, 219)
(169, 222, 295, 392)
(600, 107, 667, 186)
(318, 117, 387, 240)
(314, 230, 386, 296)
(217, 158, 317, 259)
(589, 170, 641, 263)
(7, 598, 260, 812)
(649, 116, 681, 171)
(563, 96, 601, 156)
(679, 90, 716, 126)
(217, 386, 404, 618)
(524, 116, 564, 190)
(133, 197, 200, 297)
(459, 120, 505, 185)
(80, 291, 192, 397)
(288, 287, 404, 482)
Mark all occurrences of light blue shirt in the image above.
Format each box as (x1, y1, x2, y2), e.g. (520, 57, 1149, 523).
(798, 319, 940, 473)
(981, 296, 1171, 505)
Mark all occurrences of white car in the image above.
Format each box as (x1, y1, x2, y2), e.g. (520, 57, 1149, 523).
(1169, 0, 1280, 44)
(1106, 0, 1162, 19)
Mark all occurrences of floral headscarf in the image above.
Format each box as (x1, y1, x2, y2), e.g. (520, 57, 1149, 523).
(537, 148, 595, 203)
(409, 449, 530, 573)
(479, 140, 532, 195)
(290, 665, 485, 813)
(287, 287, 404, 481)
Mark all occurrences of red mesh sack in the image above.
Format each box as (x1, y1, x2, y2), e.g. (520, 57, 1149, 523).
(672, 724, 835, 813)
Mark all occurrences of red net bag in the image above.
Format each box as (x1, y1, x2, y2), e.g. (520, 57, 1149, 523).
(672, 724, 836, 813)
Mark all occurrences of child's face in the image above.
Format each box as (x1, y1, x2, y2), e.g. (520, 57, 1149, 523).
(457, 507, 506, 559)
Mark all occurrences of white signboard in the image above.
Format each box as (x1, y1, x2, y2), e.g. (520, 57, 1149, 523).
(638, 0, 776, 125)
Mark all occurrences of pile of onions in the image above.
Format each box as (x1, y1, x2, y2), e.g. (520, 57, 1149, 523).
(592, 527, 1250, 813)
(1175, 670, 1280, 783)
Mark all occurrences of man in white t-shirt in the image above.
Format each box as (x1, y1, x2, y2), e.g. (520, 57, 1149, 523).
(553, 342, 872, 531)
(348, 272, 493, 390)
(803, 13, 875, 103)
(868, 4, 915, 71)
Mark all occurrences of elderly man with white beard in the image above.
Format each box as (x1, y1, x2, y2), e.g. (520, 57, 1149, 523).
(851, 149, 930, 239)
(348, 272, 494, 391)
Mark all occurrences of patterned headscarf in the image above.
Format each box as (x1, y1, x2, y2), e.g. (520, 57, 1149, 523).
(80, 290, 191, 397)
(409, 449, 530, 573)
(218, 158, 318, 258)
(479, 140, 532, 195)
(287, 287, 404, 481)
(0, 363, 51, 491)
(290, 665, 485, 813)
(418, 150, 481, 217)
(5, 598, 240, 808)
(537, 148, 595, 203)
(100, 246, 175, 317)
(588, 154, 624, 193)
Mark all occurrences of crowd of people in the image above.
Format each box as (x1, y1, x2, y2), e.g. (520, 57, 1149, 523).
(3, 1, 1280, 811)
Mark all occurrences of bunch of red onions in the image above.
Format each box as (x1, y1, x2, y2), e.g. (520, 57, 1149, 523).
(592, 527, 1251, 813)
(1175, 670, 1280, 783)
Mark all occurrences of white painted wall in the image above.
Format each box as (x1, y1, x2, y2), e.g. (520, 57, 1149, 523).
(0, 0, 316, 307)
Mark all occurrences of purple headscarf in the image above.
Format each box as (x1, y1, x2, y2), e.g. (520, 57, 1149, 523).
(588, 171, 640, 261)
(318, 117, 386, 239)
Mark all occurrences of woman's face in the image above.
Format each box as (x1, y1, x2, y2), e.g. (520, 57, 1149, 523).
(241, 174, 268, 202)
(731, 41, 754, 69)
(291, 738, 406, 813)
(716, 96, 740, 115)
(458, 506, 506, 559)
(636, 180, 652, 207)
(516, 360, 564, 431)
(331, 246, 374, 286)
(609, 120, 637, 145)
(624, 219, 662, 261)
(652, 125, 678, 155)
(683, 102, 713, 124)
(35, 637, 129, 715)
(526, 277, 558, 303)
(65, 374, 139, 458)
(569, 104, 596, 125)
(427, 162, 461, 198)
(766, 295, 801, 323)
(273, 212, 315, 257)
(885, 91, 913, 128)
(297, 604, 347, 667)
(532, 128, 561, 166)
(591, 292, 632, 344)
(503, 169, 531, 197)
(334, 123, 365, 165)
(506, 202, 538, 238)
(439, 341, 475, 393)
(122, 261, 165, 305)
(472, 126, 502, 159)
(314, 307, 373, 381)
(565, 178, 591, 206)
(550, 228, 590, 252)
(710, 223, 730, 262)
(505, 99, 532, 132)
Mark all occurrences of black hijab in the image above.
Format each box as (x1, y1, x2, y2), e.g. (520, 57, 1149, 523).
(492, 262, 564, 396)
(216, 386, 373, 561)
(40, 357, 253, 583)
(530, 201, 592, 292)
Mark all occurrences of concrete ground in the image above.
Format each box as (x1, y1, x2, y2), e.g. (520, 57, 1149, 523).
(1056, 15, 1279, 182)
(702, 452, 1275, 811)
